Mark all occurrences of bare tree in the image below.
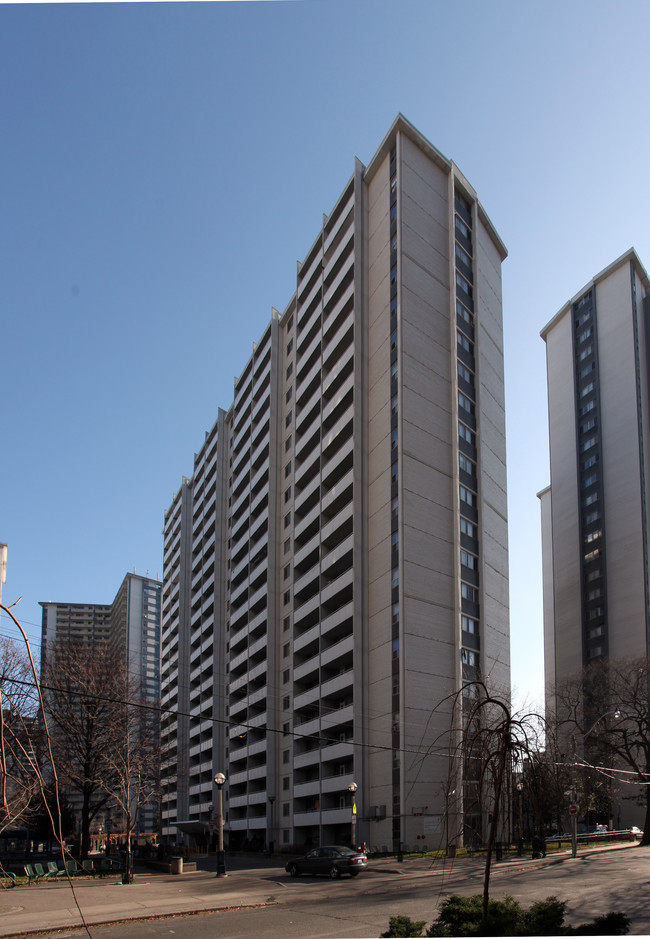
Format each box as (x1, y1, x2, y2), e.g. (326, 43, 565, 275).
(555, 655, 650, 845)
(99, 679, 160, 883)
(42, 642, 124, 858)
(0, 636, 42, 834)
(456, 681, 542, 924)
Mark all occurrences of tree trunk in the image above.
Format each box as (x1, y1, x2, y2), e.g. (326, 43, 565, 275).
(640, 776, 650, 846)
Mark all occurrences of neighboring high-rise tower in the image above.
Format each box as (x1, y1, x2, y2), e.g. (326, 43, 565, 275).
(540, 249, 650, 697)
(40, 571, 162, 837)
(161, 114, 510, 852)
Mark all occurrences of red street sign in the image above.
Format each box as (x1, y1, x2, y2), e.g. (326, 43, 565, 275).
(569, 804, 579, 815)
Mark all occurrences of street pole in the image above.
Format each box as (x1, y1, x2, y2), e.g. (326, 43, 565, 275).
(214, 773, 227, 877)
(348, 781, 357, 848)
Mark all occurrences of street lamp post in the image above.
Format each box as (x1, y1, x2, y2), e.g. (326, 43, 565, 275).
(214, 773, 227, 877)
(268, 795, 275, 856)
(348, 781, 358, 849)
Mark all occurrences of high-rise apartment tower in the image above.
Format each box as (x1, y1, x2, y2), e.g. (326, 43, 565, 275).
(540, 249, 650, 695)
(161, 115, 510, 852)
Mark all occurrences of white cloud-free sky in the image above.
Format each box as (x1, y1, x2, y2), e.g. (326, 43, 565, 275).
(2, 0, 650, 711)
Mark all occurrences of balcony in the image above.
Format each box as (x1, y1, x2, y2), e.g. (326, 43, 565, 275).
(324, 194, 354, 256)
(321, 631, 354, 667)
(294, 779, 321, 799)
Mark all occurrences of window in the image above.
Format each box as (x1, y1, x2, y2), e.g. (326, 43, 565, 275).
(392, 602, 399, 625)
(391, 361, 398, 382)
(587, 587, 602, 601)
(391, 495, 398, 518)
(286, 387, 293, 403)
(285, 409, 292, 427)
(456, 272, 472, 297)
(460, 518, 475, 538)
(582, 473, 599, 489)
(458, 362, 472, 384)
(577, 326, 592, 344)
(582, 454, 598, 470)
(284, 537, 291, 554)
(391, 429, 398, 450)
(581, 417, 596, 433)
(461, 582, 478, 603)
(285, 461, 292, 478)
(391, 462, 398, 483)
(455, 215, 470, 240)
(457, 330, 472, 353)
(580, 399, 595, 416)
(579, 363, 595, 379)
(284, 564, 291, 580)
(462, 614, 477, 634)
(283, 642, 290, 657)
(460, 485, 475, 506)
(456, 299, 473, 327)
(584, 547, 601, 562)
(287, 337, 293, 354)
(283, 615, 291, 631)
(461, 648, 476, 666)
(459, 454, 475, 476)
(391, 394, 399, 416)
(584, 529, 601, 544)
(584, 510, 600, 525)
(282, 803, 290, 816)
(391, 531, 399, 552)
(283, 668, 290, 682)
(285, 435, 292, 452)
(391, 567, 399, 589)
(283, 589, 291, 604)
(455, 243, 472, 267)
(283, 698, 290, 712)
(282, 747, 290, 760)
(284, 512, 291, 528)
(579, 345, 593, 361)
(459, 423, 475, 446)
(392, 638, 399, 659)
(584, 492, 598, 507)
(284, 486, 291, 503)
(580, 381, 594, 398)
(458, 391, 474, 415)
(582, 436, 597, 452)
(286, 362, 293, 379)
(283, 776, 290, 791)
(461, 549, 477, 570)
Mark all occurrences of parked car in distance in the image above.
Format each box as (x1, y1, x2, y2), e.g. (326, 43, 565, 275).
(547, 832, 571, 840)
(285, 845, 368, 878)
(630, 826, 642, 839)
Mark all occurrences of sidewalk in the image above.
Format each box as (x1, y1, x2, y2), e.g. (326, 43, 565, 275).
(0, 841, 639, 938)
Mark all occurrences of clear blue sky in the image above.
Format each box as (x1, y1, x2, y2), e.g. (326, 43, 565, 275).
(2, 0, 650, 710)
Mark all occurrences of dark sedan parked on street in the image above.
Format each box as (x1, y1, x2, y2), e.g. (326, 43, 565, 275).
(285, 845, 368, 878)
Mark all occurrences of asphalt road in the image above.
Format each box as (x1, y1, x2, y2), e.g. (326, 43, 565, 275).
(33, 846, 650, 938)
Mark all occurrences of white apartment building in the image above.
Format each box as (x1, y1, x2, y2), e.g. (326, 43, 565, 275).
(161, 114, 510, 852)
(540, 249, 650, 691)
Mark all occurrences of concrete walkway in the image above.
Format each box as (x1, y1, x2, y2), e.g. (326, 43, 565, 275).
(0, 842, 637, 938)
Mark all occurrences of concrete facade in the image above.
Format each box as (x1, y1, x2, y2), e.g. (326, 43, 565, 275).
(160, 115, 509, 853)
(540, 249, 650, 693)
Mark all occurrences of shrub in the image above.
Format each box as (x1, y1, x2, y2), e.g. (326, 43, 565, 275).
(381, 914, 426, 937)
(427, 894, 522, 936)
(568, 911, 630, 935)
(519, 897, 566, 935)
(420, 894, 630, 937)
